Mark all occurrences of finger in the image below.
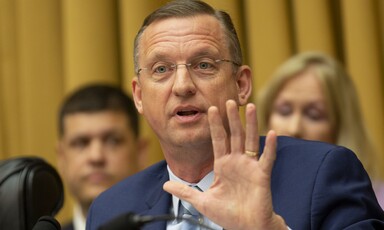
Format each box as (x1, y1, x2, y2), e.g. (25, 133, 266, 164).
(259, 130, 277, 173)
(245, 103, 259, 157)
(208, 106, 228, 159)
(226, 100, 245, 154)
(163, 181, 202, 209)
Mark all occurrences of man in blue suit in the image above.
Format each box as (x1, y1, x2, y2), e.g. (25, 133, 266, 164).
(87, 0, 384, 229)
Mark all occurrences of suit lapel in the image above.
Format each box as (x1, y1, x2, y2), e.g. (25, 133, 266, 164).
(140, 164, 172, 230)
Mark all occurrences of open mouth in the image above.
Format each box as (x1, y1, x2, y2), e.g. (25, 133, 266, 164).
(177, 110, 198, 116)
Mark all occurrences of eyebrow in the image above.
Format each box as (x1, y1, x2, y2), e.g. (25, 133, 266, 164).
(67, 128, 124, 140)
(147, 49, 220, 63)
(189, 50, 219, 58)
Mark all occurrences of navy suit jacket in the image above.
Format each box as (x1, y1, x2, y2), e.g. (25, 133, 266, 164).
(87, 136, 384, 230)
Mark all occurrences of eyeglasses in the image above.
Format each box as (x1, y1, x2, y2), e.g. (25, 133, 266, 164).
(137, 58, 240, 81)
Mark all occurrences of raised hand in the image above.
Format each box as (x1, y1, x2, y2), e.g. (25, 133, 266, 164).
(163, 100, 287, 230)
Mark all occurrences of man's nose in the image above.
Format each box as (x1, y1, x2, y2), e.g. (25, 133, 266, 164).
(88, 141, 106, 163)
(171, 65, 197, 97)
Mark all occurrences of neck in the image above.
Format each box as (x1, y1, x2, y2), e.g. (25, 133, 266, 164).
(78, 202, 89, 219)
(162, 143, 215, 183)
(167, 157, 214, 183)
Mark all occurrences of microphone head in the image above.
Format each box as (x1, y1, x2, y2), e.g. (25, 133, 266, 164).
(98, 212, 144, 230)
(32, 216, 61, 230)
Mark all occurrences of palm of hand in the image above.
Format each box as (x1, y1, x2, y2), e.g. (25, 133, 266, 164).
(163, 101, 286, 230)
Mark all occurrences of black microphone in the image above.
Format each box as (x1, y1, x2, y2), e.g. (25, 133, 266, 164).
(98, 212, 215, 230)
(98, 212, 171, 230)
(32, 216, 61, 230)
(98, 212, 155, 230)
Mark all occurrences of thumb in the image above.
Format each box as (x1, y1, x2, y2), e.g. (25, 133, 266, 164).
(163, 181, 201, 205)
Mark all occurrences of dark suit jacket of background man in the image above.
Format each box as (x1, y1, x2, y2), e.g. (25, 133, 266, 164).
(86, 136, 384, 230)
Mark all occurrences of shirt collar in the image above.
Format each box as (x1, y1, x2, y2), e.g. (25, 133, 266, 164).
(73, 203, 86, 230)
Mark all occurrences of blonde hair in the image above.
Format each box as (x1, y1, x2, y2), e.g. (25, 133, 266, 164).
(257, 51, 379, 178)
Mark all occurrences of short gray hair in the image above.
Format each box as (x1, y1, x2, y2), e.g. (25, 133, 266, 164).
(133, 0, 242, 74)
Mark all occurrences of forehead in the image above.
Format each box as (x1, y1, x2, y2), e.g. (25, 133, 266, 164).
(139, 15, 227, 60)
(277, 72, 326, 101)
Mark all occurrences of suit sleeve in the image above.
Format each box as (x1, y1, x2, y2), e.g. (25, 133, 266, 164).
(311, 146, 384, 229)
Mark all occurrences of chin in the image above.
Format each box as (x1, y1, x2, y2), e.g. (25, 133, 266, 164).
(175, 135, 211, 147)
(87, 186, 111, 198)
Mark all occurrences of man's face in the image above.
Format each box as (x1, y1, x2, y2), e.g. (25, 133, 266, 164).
(57, 111, 140, 207)
(132, 15, 250, 151)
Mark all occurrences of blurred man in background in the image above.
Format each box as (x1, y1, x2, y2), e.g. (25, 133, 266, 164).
(56, 84, 147, 230)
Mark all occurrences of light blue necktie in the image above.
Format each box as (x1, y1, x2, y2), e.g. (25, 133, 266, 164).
(179, 186, 203, 230)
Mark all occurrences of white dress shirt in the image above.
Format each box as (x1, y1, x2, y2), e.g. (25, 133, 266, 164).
(73, 204, 86, 230)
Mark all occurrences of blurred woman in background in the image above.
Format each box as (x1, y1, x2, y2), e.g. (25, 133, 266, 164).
(257, 51, 383, 208)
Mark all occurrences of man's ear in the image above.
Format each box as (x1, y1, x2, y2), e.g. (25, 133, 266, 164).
(236, 65, 252, 105)
(56, 141, 65, 175)
(132, 77, 143, 114)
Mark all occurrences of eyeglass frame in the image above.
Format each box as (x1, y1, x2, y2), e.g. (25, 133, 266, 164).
(136, 58, 241, 80)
